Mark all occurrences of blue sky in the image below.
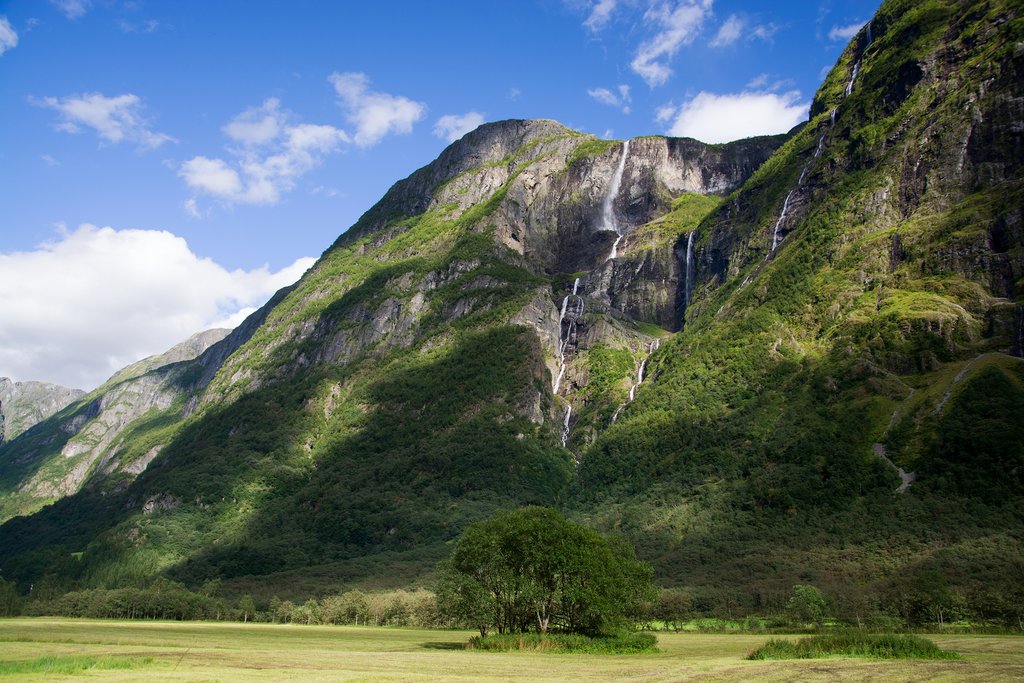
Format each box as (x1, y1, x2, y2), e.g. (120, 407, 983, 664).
(0, 0, 880, 389)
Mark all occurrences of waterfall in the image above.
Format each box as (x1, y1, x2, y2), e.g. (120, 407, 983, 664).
(767, 20, 870, 259)
(619, 339, 661, 414)
(770, 189, 797, 252)
(602, 140, 630, 261)
(844, 60, 861, 97)
(553, 280, 586, 395)
(813, 133, 827, 158)
(561, 405, 572, 448)
(684, 231, 695, 308)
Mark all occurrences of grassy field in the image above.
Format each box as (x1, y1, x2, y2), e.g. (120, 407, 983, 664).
(0, 619, 1022, 681)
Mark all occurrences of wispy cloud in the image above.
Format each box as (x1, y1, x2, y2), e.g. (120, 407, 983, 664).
(630, 0, 713, 87)
(50, 0, 89, 20)
(709, 13, 779, 47)
(329, 72, 426, 147)
(709, 14, 742, 47)
(0, 224, 314, 389)
(587, 84, 632, 114)
(180, 98, 349, 207)
(664, 89, 808, 143)
(583, 0, 618, 32)
(119, 19, 161, 34)
(35, 92, 175, 150)
(0, 16, 18, 56)
(746, 73, 769, 89)
(829, 21, 865, 42)
(434, 112, 486, 142)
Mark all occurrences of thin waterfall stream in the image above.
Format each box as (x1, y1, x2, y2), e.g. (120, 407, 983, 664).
(684, 231, 695, 309)
(769, 22, 872, 256)
(603, 140, 630, 261)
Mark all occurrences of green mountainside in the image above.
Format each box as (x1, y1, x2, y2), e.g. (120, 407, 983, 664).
(1, 0, 1021, 621)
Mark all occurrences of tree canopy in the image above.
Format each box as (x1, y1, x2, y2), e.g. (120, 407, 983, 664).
(436, 506, 654, 636)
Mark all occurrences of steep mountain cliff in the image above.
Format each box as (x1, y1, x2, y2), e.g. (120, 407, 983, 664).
(0, 328, 233, 521)
(0, 0, 1020, 619)
(0, 379, 83, 445)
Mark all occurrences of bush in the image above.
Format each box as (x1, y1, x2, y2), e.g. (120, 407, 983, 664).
(748, 632, 961, 660)
(468, 631, 658, 654)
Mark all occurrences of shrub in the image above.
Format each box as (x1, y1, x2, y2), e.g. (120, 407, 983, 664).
(748, 632, 961, 660)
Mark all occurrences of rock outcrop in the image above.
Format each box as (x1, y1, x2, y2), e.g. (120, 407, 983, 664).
(0, 379, 84, 445)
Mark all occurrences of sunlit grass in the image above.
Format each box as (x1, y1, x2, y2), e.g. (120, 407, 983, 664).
(0, 619, 1020, 681)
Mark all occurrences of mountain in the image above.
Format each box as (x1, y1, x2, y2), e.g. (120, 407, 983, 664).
(0, 379, 83, 445)
(0, 328, 235, 521)
(1, 0, 1021, 620)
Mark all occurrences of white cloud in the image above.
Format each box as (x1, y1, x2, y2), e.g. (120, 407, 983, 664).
(180, 99, 349, 206)
(750, 23, 779, 41)
(507, 87, 522, 101)
(829, 21, 865, 42)
(223, 98, 284, 146)
(41, 154, 60, 166)
(329, 72, 426, 147)
(180, 156, 243, 198)
(183, 198, 207, 219)
(654, 102, 677, 123)
(631, 0, 713, 87)
(588, 87, 619, 106)
(50, 0, 89, 20)
(584, 0, 617, 32)
(0, 224, 315, 390)
(433, 112, 486, 142)
(0, 16, 18, 55)
(587, 84, 632, 113)
(709, 14, 742, 47)
(746, 73, 769, 89)
(36, 92, 175, 150)
(665, 90, 808, 143)
(709, 14, 778, 47)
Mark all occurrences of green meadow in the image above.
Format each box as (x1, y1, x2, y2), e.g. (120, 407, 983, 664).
(1, 619, 1022, 681)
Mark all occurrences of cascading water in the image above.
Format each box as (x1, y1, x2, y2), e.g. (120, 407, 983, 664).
(844, 61, 861, 97)
(766, 22, 872, 259)
(844, 22, 872, 98)
(553, 278, 584, 395)
(603, 141, 630, 261)
(769, 188, 798, 253)
(613, 339, 661, 420)
(561, 405, 572, 447)
(684, 231, 695, 308)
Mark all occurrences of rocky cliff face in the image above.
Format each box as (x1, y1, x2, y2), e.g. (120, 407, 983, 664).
(0, 379, 84, 445)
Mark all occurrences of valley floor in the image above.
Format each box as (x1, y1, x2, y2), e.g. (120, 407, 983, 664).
(1, 619, 1022, 681)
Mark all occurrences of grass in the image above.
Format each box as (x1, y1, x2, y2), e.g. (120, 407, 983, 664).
(748, 632, 961, 660)
(0, 654, 153, 676)
(0, 618, 1021, 681)
(468, 631, 658, 654)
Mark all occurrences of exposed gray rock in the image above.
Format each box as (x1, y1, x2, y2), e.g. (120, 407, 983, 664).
(0, 378, 84, 444)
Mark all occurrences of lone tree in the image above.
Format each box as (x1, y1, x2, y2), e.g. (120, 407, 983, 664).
(436, 506, 654, 637)
(786, 584, 829, 626)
